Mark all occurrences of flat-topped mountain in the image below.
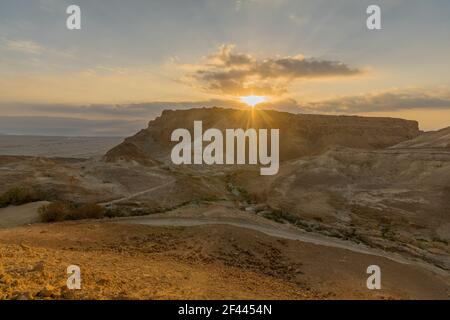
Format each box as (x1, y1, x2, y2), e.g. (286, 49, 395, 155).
(105, 107, 419, 163)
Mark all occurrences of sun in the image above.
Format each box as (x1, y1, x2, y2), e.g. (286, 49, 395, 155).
(240, 95, 267, 107)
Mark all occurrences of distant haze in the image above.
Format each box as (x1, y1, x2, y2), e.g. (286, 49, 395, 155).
(0, 135, 123, 158)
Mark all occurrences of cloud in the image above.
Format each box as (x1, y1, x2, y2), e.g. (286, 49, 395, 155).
(288, 14, 308, 26)
(0, 100, 242, 118)
(234, 88, 450, 115)
(0, 37, 78, 62)
(38, 0, 62, 12)
(0, 100, 245, 136)
(303, 88, 450, 113)
(3, 39, 44, 55)
(0, 99, 248, 136)
(189, 44, 362, 96)
(3, 89, 449, 122)
(2, 88, 450, 136)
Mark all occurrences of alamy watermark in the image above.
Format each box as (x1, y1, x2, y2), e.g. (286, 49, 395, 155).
(366, 265, 381, 290)
(66, 5, 81, 30)
(66, 265, 81, 290)
(171, 121, 279, 175)
(65, 4, 382, 31)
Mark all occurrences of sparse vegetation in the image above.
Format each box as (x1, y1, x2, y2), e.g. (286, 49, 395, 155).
(226, 181, 254, 204)
(0, 186, 46, 208)
(261, 208, 373, 246)
(261, 209, 316, 231)
(432, 236, 448, 245)
(39, 202, 106, 222)
(380, 224, 396, 241)
(39, 198, 205, 222)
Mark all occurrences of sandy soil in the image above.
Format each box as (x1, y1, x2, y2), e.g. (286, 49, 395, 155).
(0, 201, 49, 228)
(0, 220, 448, 300)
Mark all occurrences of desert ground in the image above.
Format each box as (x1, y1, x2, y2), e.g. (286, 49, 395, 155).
(1, 216, 448, 300)
(0, 108, 449, 299)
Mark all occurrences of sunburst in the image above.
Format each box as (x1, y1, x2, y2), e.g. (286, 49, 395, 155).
(240, 95, 267, 107)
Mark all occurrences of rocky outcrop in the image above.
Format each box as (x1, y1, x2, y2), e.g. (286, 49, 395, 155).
(105, 107, 420, 163)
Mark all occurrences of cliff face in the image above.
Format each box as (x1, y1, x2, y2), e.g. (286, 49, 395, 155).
(105, 107, 420, 163)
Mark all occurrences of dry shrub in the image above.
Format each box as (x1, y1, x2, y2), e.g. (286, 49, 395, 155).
(0, 187, 45, 208)
(39, 202, 106, 222)
(38, 202, 71, 222)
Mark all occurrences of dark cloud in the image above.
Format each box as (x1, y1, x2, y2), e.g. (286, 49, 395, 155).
(192, 44, 361, 95)
(304, 90, 450, 113)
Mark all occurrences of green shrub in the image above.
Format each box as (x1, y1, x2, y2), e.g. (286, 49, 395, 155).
(0, 187, 44, 208)
(39, 202, 106, 222)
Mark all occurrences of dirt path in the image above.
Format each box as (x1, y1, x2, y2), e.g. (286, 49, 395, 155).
(122, 216, 450, 278)
(100, 179, 175, 206)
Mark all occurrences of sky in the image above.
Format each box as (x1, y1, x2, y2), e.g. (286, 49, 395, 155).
(0, 0, 450, 136)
